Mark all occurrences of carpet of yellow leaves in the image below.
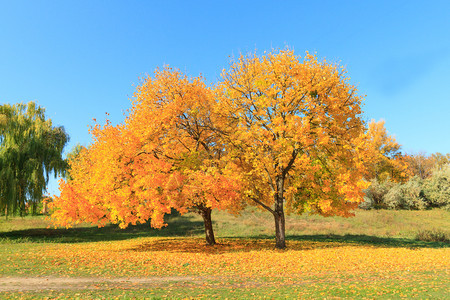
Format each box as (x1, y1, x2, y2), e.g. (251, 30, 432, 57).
(20, 237, 448, 280)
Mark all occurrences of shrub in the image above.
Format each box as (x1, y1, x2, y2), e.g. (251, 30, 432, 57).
(384, 176, 427, 210)
(361, 178, 394, 209)
(423, 165, 450, 210)
(416, 229, 449, 243)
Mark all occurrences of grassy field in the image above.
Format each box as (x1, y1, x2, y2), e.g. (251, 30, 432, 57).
(0, 208, 449, 299)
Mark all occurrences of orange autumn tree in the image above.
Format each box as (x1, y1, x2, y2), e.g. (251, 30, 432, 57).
(125, 67, 242, 244)
(217, 50, 369, 249)
(50, 68, 242, 245)
(50, 121, 176, 229)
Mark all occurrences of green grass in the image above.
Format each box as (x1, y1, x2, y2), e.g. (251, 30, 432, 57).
(215, 207, 450, 239)
(0, 208, 449, 299)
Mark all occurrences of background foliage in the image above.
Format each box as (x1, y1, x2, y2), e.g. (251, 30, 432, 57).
(0, 102, 68, 216)
(362, 153, 450, 210)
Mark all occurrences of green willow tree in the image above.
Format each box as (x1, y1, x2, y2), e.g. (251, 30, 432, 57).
(0, 102, 69, 216)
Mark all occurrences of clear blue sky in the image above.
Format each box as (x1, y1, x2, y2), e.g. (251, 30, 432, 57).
(1, 0, 449, 195)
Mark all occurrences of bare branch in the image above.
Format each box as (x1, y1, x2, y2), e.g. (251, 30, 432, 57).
(249, 196, 275, 215)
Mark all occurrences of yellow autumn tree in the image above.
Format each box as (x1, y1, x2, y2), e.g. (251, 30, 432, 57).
(216, 50, 369, 249)
(362, 120, 409, 182)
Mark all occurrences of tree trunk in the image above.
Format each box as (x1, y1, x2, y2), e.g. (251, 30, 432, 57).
(32, 202, 37, 215)
(200, 207, 216, 246)
(274, 176, 286, 249)
(42, 201, 48, 215)
(274, 210, 286, 249)
(18, 182, 26, 217)
(251, 175, 288, 249)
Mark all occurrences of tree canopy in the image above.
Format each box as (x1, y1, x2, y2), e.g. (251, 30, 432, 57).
(0, 101, 69, 215)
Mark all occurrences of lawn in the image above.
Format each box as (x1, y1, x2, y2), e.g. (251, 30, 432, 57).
(0, 208, 449, 299)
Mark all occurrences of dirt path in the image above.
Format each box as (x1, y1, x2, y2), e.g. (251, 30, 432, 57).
(0, 276, 204, 292)
(0, 274, 373, 292)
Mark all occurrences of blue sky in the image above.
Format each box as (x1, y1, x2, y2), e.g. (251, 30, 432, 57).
(1, 0, 449, 195)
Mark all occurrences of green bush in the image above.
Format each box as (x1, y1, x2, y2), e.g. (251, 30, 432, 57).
(384, 176, 427, 210)
(361, 178, 394, 209)
(363, 164, 450, 211)
(416, 229, 449, 243)
(423, 165, 450, 210)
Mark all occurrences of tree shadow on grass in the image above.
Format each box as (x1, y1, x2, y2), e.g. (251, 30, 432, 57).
(128, 233, 448, 254)
(0, 214, 205, 243)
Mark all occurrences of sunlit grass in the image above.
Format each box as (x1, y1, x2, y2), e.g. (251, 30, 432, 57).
(214, 207, 450, 239)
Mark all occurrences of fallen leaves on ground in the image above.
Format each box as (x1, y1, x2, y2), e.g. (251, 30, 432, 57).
(2, 237, 448, 280)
